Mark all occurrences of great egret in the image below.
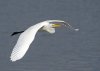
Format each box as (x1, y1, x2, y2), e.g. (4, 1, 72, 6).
(10, 20, 79, 62)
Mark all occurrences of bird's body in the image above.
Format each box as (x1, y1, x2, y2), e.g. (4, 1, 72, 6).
(10, 20, 79, 62)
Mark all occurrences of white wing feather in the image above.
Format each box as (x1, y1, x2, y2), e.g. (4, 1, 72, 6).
(42, 24, 55, 34)
(10, 22, 48, 62)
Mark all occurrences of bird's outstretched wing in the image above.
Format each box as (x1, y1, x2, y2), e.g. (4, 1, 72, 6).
(10, 22, 47, 62)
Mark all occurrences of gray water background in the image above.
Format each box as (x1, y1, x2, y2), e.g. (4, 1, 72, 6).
(0, 0, 100, 71)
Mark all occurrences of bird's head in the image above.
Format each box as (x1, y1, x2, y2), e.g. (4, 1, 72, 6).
(48, 20, 79, 31)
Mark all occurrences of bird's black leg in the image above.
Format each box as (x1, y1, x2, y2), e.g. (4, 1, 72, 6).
(11, 31, 24, 36)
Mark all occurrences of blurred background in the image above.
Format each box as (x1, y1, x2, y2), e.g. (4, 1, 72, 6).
(0, 0, 100, 71)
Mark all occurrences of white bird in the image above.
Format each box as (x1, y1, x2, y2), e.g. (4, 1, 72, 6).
(10, 20, 79, 62)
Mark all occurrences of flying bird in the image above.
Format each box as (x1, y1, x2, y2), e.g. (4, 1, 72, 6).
(10, 20, 79, 62)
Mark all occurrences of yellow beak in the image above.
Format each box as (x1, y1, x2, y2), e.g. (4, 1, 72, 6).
(52, 24, 61, 28)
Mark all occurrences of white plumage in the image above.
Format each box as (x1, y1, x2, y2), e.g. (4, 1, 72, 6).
(10, 21, 49, 62)
(10, 20, 79, 62)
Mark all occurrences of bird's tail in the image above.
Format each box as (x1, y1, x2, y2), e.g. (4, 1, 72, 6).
(11, 31, 24, 36)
